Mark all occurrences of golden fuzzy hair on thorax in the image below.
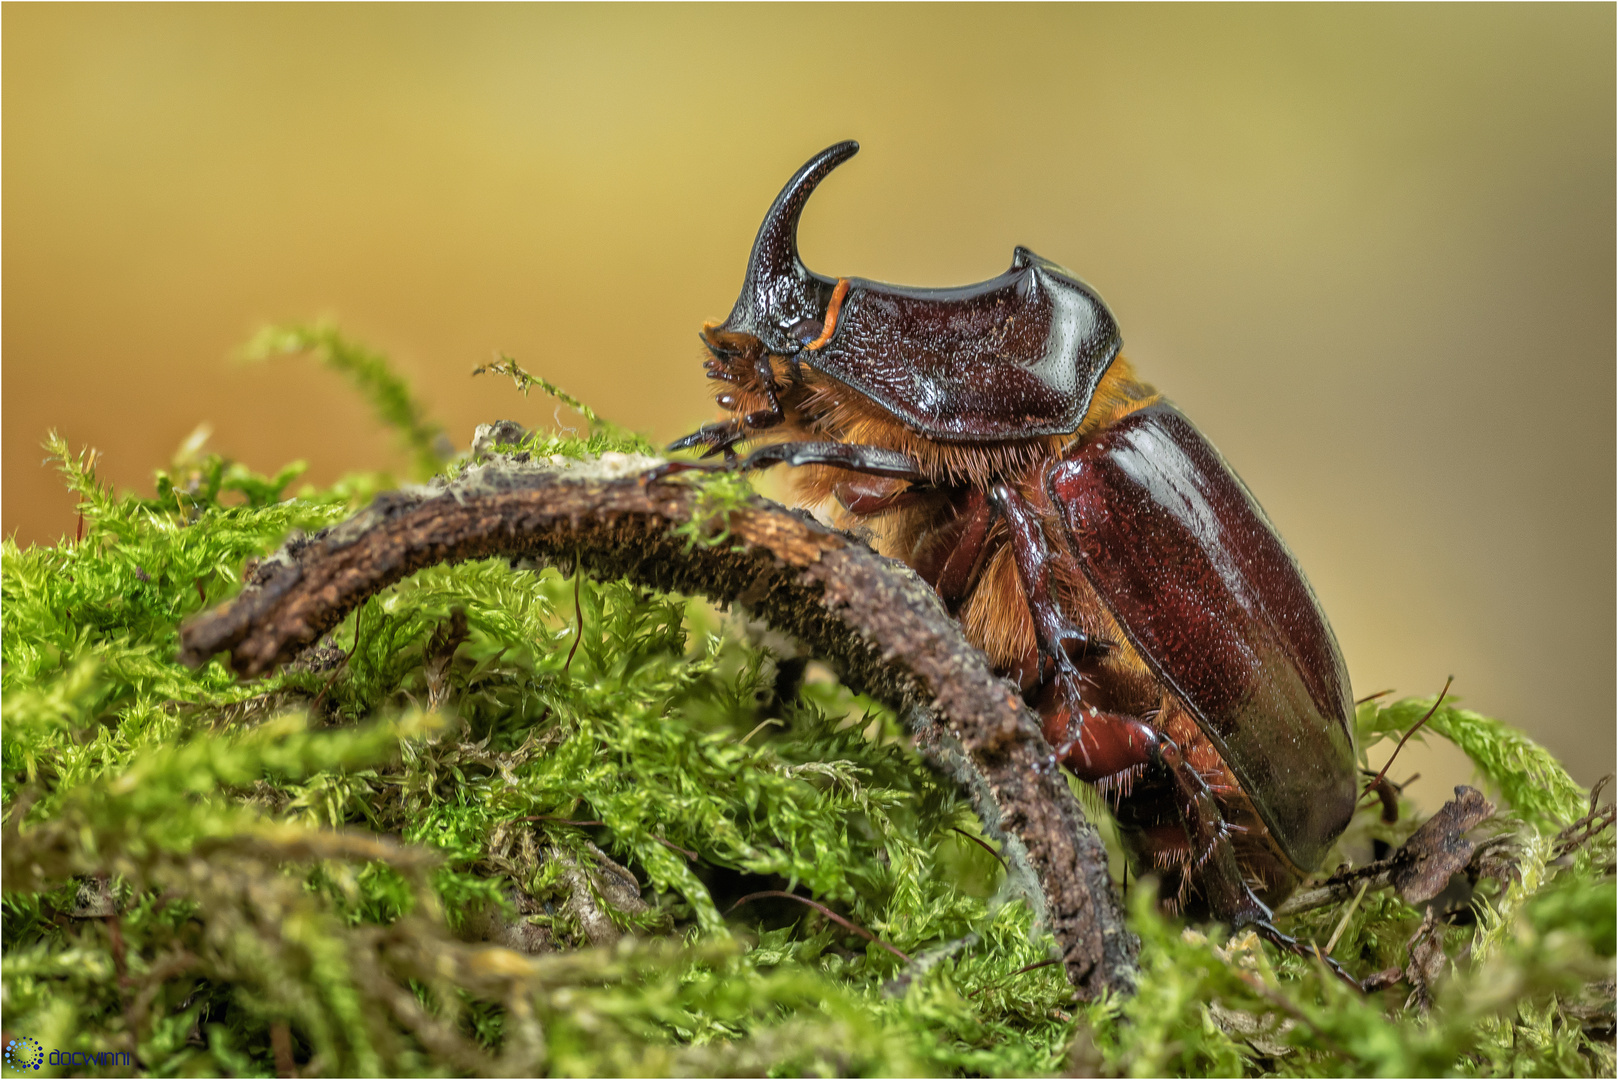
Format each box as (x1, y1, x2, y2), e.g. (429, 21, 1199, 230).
(698, 341, 1159, 490)
(785, 353, 1161, 489)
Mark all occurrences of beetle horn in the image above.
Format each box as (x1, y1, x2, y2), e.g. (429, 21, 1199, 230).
(716, 140, 858, 354)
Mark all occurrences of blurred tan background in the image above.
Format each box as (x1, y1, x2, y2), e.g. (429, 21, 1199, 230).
(5, 5, 1613, 800)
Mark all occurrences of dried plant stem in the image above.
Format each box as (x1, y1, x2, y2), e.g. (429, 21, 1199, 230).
(728, 890, 910, 963)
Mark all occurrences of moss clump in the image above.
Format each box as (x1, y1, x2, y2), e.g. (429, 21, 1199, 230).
(3, 328, 1611, 1076)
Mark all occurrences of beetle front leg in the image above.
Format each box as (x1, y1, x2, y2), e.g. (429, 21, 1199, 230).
(647, 441, 928, 486)
(667, 419, 748, 459)
(988, 484, 1110, 702)
(676, 348, 797, 457)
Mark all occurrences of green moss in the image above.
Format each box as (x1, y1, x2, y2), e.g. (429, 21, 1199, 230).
(1357, 695, 1588, 830)
(243, 322, 450, 481)
(470, 353, 655, 457)
(3, 329, 1611, 1076)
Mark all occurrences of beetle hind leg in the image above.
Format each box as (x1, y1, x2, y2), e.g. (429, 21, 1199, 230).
(1243, 917, 1361, 991)
(1053, 707, 1363, 991)
(1148, 732, 1363, 991)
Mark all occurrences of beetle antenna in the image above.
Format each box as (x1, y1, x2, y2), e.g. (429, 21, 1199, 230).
(1361, 676, 1452, 800)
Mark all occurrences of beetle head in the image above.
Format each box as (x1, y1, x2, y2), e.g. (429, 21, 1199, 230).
(707, 141, 857, 359)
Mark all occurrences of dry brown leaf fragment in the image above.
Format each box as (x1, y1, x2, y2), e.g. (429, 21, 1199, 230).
(553, 842, 654, 947)
(68, 874, 119, 919)
(1390, 785, 1495, 905)
(459, 887, 559, 956)
(1360, 966, 1404, 993)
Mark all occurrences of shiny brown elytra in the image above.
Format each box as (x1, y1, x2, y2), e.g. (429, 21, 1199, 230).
(659, 141, 1358, 984)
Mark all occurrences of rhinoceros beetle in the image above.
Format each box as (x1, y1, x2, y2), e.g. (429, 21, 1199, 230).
(660, 141, 1358, 984)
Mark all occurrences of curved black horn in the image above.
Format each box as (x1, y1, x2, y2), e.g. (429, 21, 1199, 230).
(716, 140, 859, 353)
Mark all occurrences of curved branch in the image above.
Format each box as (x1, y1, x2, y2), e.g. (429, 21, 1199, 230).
(180, 450, 1137, 997)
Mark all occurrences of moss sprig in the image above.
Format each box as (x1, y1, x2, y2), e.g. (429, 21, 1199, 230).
(243, 322, 450, 480)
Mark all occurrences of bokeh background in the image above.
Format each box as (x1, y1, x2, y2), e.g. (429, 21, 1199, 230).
(5, 5, 1613, 802)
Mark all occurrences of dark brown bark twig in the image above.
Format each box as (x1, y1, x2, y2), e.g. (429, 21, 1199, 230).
(179, 450, 1137, 997)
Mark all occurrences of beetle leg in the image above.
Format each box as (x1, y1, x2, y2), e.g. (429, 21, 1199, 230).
(1067, 722, 1359, 990)
(1051, 704, 1157, 781)
(1245, 918, 1362, 991)
(647, 441, 928, 485)
(1159, 748, 1364, 988)
(667, 420, 747, 457)
(833, 476, 926, 517)
(988, 484, 1110, 702)
(923, 488, 996, 606)
(735, 441, 926, 478)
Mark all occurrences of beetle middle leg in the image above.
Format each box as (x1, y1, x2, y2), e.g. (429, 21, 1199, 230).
(832, 475, 926, 517)
(918, 488, 996, 607)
